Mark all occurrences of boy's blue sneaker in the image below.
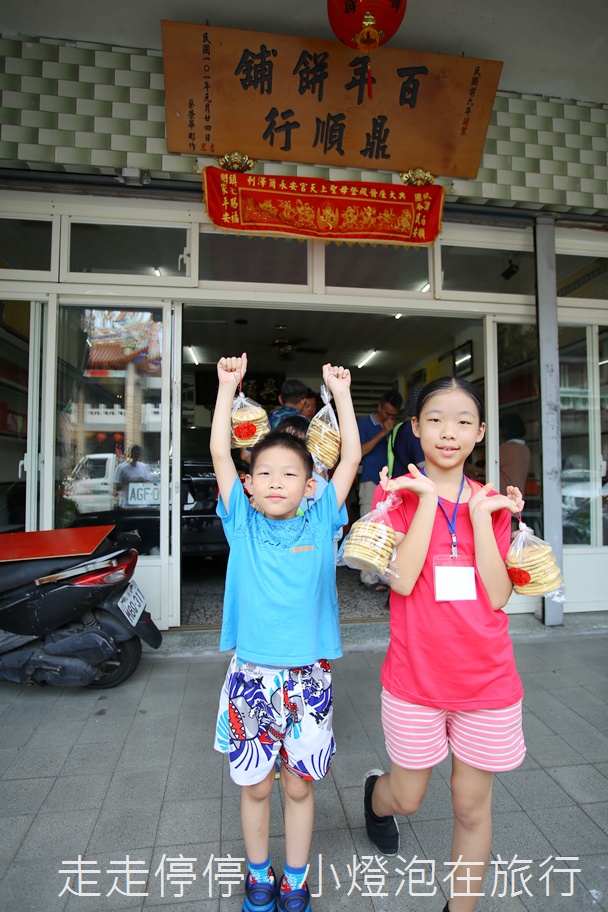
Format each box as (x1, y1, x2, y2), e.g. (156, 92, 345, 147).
(277, 875, 311, 912)
(242, 867, 278, 912)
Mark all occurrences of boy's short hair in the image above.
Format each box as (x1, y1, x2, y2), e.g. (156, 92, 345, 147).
(274, 414, 310, 441)
(280, 379, 308, 406)
(250, 431, 314, 478)
(380, 390, 404, 411)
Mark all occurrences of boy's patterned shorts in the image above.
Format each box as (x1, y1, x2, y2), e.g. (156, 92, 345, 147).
(214, 654, 335, 786)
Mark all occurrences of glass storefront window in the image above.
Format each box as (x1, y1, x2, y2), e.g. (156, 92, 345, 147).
(600, 328, 608, 546)
(497, 323, 542, 535)
(325, 242, 429, 291)
(0, 218, 52, 271)
(559, 327, 593, 545)
(199, 232, 307, 283)
(54, 307, 163, 555)
(69, 223, 189, 277)
(557, 255, 608, 299)
(442, 247, 536, 295)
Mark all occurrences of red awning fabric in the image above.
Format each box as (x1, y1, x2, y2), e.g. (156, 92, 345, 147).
(203, 166, 444, 247)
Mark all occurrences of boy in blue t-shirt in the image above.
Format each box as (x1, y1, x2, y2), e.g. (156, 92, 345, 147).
(210, 353, 360, 912)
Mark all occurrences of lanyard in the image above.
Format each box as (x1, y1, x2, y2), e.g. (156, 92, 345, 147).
(422, 470, 466, 558)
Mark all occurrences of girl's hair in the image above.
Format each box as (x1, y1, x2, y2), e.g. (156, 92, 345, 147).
(250, 430, 314, 478)
(415, 377, 485, 423)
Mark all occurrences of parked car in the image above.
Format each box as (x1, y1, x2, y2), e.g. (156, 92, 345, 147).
(66, 458, 229, 557)
(63, 453, 121, 513)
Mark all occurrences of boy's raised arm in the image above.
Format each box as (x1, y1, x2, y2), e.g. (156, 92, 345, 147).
(210, 353, 247, 510)
(322, 364, 361, 509)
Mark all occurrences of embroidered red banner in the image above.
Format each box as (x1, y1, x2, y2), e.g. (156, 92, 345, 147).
(203, 166, 444, 246)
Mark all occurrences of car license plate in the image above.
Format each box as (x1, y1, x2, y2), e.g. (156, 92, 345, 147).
(117, 580, 147, 626)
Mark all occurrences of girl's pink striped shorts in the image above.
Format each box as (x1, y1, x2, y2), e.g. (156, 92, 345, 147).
(381, 689, 526, 772)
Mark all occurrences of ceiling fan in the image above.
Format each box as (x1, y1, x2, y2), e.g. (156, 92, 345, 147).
(264, 324, 328, 359)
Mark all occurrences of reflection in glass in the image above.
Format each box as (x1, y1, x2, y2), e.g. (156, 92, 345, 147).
(69, 223, 188, 276)
(497, 323, 542, 535)
(54, 308, 163, 555)
(199, 232, 307, 284)
(325, 242, 429, 290)
(559, 327, 592, 545)
(0, 219, 52, 271)
(557, 255, 608, 300)
(442, 247, 535, 294)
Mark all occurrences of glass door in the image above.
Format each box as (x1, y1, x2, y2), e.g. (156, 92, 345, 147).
(0, 301, 41, 536)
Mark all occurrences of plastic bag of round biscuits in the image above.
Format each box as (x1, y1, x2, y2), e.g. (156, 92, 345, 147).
(306, 383, 341, 472)
(230, 391, 270, 448)
(506, 520, 565, 602)
(338, 494, 400, 580)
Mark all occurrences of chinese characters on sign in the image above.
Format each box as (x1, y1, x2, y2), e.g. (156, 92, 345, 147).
(58, 852, 581, 900)
(161, 22, 502, 179)
(203, 167, 445, 246)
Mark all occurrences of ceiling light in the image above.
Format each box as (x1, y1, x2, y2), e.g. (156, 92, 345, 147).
(154, 267, 161, 277)
(394, 313, 403, 320)
(420, 282, 430, 293)
(455, 352, 471, 367)
(188, 346, 199, 366)
(357, 350, 377, 369)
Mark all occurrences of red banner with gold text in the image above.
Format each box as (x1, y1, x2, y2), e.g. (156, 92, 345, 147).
(203, 167, 444, 246)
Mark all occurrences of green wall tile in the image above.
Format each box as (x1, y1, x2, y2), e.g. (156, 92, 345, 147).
(525, 144, 555, 160)
(39, 94, 76, 114)
(17, 141, 55, 162)
(90, 149, 127, 167)
(58, 79, 95, 99)
(95, 51, 130, 69)
(5, 56, 42, 76)
(2, 90, 39, 110)
(147, 105, 166, 123)
(115, 70, 150, 89)
(22, 41, 59, 62)
(149, 73, 164, 91)
(42, 61, 80, 80)
(525, 172, 556, 189)
(492, 94, 510, 112)
(162, 153, 197, 174)
(129, 87, 164, 106)
(554, 175, 581, 191)
(131, 54, 163, 73)
(496, 111, 525, 128)
(509, 127, 539, 143)
(553, 147, 580, 162)
(539, 159, 568, 176)
(512, 156, 539, 172)
(39, 128, 76, 146)
(131, 119, 166, 138)
(94, 116, 131, 135)
(110, 134, 146, 152)
(111, 101, 147, 120)
(0, 106, 21, 125)
(0, 124, 38, 143)
(592, 137, 608, 152)
(593, 165, 608, 180)
(58, 46, 96, 66)
(74, 130, 112, 150)
(93, 84, 129, 102)
(524, 115, 554, 131)
(538, 189, 566, 204)
(580, 178, 606, 193)
(496, 168, 525, 186)
(580, 121, 607, 137)
(486, 125, 511, 141)
(57, 112, 94, 131)
(79, 66, 115, 85)
(511, 185, 541, 202)
(565, 190, 595, 207)
(76, 98, 113, 117)
(0, 73, 21, 91)
(0, 140, 18, 158)
(0, 39, 24, 57)
(563, 104, 588, 120)
(593, 193, 608, 208)
(55, 146, 91, 165)
(496, 141, 526, 156)
(21, 109, 57, 128)
(507, 98, 538, 114)
(21, 75, 58, 95)
(145, 137, 168, 155)
(125, 151, 163, 170)
(537, 101, 565, 117)
(565, 133, 593, 150)
(590, 108, 608, 124)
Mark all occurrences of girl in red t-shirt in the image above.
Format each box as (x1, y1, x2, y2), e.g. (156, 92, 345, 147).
(364, 377, 525, 912)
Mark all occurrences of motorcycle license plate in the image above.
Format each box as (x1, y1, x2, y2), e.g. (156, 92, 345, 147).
(117, 581, 147, 626)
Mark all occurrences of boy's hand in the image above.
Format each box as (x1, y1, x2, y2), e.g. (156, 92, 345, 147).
(322, 363, 351, 392)
(217, 353, 247, 389)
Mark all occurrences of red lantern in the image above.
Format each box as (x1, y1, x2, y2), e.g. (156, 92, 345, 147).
(328, 0, 407, 97)
(96, 433, 107, 442)
(113, 433, 123, 441)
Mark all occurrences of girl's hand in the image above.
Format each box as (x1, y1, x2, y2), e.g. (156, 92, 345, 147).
(469, 482, 525, 516)
(322, 363, 351, 392)
(217, 353, 247, 388)
(379, 464, 437, 498)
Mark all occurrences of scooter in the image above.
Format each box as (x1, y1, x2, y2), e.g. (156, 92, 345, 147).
(0, 524, 162, 688)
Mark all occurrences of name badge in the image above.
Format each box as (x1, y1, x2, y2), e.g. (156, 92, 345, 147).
(433, 554, 476, 602)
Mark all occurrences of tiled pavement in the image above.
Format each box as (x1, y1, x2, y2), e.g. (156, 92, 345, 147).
(1, 616, 608, 912)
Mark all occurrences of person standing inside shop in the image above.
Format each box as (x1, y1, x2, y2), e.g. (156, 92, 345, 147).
(115, 445, 152, 507)
(268, 379, 310, 430)
(357, 389, 403, 591)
